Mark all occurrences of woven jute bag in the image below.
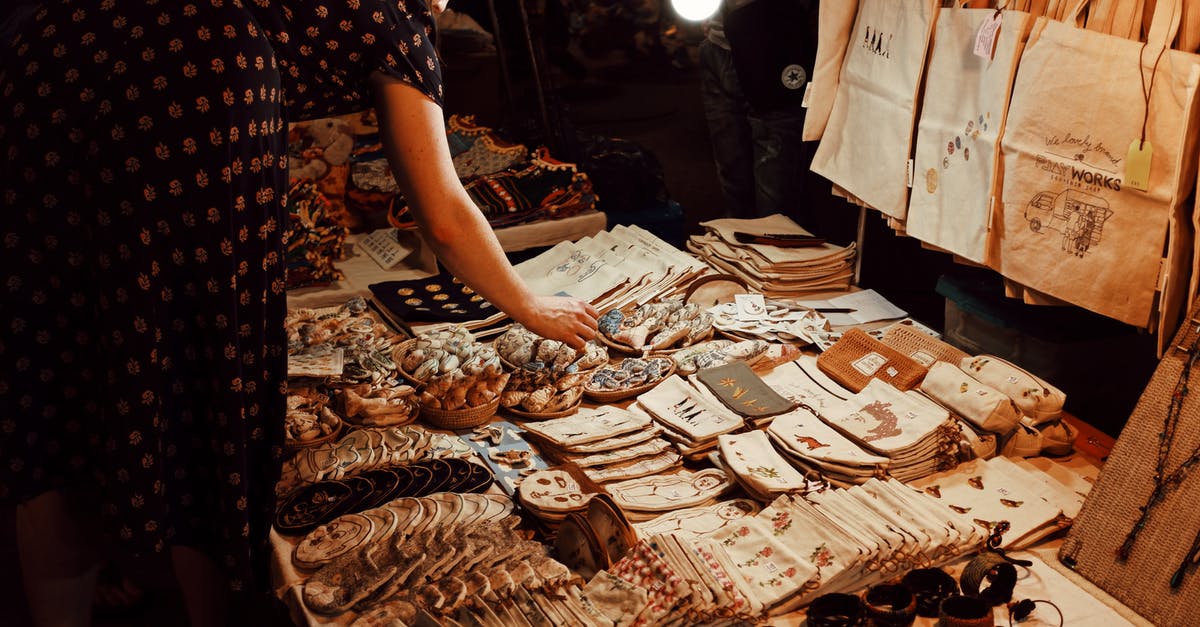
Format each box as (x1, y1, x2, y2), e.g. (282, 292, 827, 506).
(1059, 304, 1200, 626)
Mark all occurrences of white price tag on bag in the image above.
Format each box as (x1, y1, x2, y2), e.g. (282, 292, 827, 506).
(974, 12, 1002, 60)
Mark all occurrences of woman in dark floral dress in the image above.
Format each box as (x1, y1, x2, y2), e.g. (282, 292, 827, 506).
(0, 1, 597, 625)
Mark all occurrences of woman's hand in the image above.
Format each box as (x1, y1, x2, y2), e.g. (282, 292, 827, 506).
(429, 0, 450, 15)
(513, 296, 599, 350)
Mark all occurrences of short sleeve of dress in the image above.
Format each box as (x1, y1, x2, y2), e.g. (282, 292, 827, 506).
(252, 0, 444, 121)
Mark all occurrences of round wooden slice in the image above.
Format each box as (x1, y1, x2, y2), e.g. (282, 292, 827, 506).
(291, 512, 376, 570)
(275, 480, 356, 536)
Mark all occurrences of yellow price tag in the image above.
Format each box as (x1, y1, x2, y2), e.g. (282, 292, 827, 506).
(1125, 140, 1153, 191)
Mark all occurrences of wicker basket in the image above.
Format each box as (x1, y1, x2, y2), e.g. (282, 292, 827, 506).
(419, 397, 500, 430)
(505, 396, 584, 421)
(284, 420, 345, 454)
(390, 338, 424, 385)
(583, 358, 676, 403)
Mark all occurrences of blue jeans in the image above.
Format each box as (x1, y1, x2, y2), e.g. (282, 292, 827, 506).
(700, 39, 813, 224)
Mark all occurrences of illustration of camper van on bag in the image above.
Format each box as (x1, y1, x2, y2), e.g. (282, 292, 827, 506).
(1024, 189, 1114, 257)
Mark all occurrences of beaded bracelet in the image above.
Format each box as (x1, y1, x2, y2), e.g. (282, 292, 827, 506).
(863, 583, 917, 627)
(901, 567, 959, 618)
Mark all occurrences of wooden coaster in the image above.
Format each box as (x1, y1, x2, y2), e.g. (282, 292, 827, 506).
(275, 480, 357, 535)
(291, 512, 376, 570)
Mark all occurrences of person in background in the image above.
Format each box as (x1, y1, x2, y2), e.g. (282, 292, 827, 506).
(699, 0, 819, 224)
(0, 2, 598, 626)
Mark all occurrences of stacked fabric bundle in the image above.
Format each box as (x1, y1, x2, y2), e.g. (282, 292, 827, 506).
(634, 375, 746, 460)
(909, 455, 1080, 549)
(686, 214, 857, 296)
(603, 468, 734, 522)
(517, 406, 682, 485)
(561, 478, 991, 623)
(819, 379, 962, 483)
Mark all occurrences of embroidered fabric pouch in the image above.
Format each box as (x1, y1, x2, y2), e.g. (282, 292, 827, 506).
(766, 407, 891, 469)
(717, 430, 810, 498)
(822, 379, 951, 456)
(817, 328, 929, 392)
(710, 515, 819, 610)
(758, 357, 851, 414)
(637, 375, 745, 442)
(606, 468, 733, 513)
(960, 355, 1065, 424)
(695, 360, 798, 418)
(633, 499, 761, 542)
(920, 361, 1023, 434)
(518, 406, 652, 448)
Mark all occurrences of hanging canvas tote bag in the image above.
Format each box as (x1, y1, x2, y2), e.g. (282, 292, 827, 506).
(995, 0, 1200, 328)
(802, 0, 859, 142)
(905, 2, 1037, 265)
(809, 0, 940, 219)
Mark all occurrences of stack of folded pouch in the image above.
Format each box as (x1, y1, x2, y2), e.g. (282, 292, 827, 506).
(819, 379, 962, 483)
(959, 354, 1074, 457)
(631, 499, 761, 542)
(563, 477, 993, 622)
(909, 455, 1080, 549)
(712, 430, 818, 502)
(603, 468, 734, 522)
(516, 406, 683, 485)
(635, 374, 747, 460)
(765, 405, 891, 488)
(686, 214, 857, 296)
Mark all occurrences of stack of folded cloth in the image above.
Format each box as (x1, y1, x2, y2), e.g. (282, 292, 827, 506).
(710, 430, 819, 502)
(819, 379, 963, 483)
(517, 406, 682, 485)
(562, 477, 988, 623)
(908, 455, 1082, 549)
(603, 468, 734, 522)
(634, 375, 746, 460)
(685, 214, 856, 296)
(766, 406, 891, 488)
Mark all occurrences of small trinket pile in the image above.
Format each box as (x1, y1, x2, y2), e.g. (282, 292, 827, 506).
(493, 325, 608, 416)
(395, 326, 510, 411)
(598, 298, 715, 353)
(584, 356, 674, 399)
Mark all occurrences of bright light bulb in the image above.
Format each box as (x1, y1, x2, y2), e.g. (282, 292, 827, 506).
(671, 0, 721, 22)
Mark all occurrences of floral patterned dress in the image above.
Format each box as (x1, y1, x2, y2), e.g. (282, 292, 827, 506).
(0, 0, 441, 592)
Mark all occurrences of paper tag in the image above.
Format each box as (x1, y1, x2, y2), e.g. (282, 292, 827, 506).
(359, 228, 415, 270)
(974, 13, 1002, 59)
(906, 158, 915, 188)
(735, 293, 768, 322)
(802, 82, 813, 108)
(852, 352, 887, 376)
(1125, 140, 1153, 191)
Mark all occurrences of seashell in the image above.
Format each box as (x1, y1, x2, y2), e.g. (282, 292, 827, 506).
(588, 371, 619, 390)
(501, 389, 529, 407)
(511, 345, 534, 365)
(460, 355, 485, 376)
(417, 391, 441, 409)
(443, 376, 469, 410)
(598, 310, 624, 335)
(644, 358, 668, 379)
(483, 356, 504, 377)
(552, 345, 577, 369)
(684, 312, 715, 344)
(521, 385, 556, 413)
(555, 371, 586, 391)
(466, 380, 493, 407)
(439, 353, 460, 374)
(401, 349, 427, 372)
(546, 386, 582, 412)
(613, 325, 650, 350)
(536, 340, 561, 363)
(650, 321, 691, 349)
(413, 358, 440, 381)
(523, 361, 547, 372)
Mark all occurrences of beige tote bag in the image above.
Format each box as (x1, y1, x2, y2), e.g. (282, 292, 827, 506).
(906, 3, 1037, 264)
(810, 0, 940, 219)
(996, 0, 1200, 327)
(802, 0, 859, 142)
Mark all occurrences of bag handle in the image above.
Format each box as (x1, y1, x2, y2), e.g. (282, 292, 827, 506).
(1110, 0, 1147, 39)
(1145, 0, 1183, 47)
(1177, 0, 1200, 51)
(1084, 0, 1120, 31)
